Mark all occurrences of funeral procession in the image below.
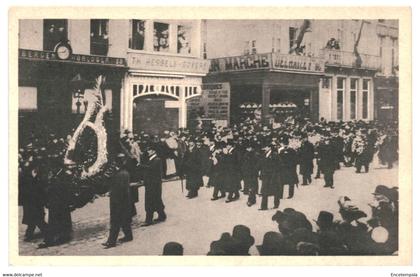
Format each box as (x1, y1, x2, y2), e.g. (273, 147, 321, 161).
(16, 19, 400, 256)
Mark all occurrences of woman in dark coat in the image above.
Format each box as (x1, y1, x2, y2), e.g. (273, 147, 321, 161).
(183, 141, 203, 198)
(21, 164, 48, 241)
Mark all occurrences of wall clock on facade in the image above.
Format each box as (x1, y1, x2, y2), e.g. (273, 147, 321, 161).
(55, 41, 72, 60)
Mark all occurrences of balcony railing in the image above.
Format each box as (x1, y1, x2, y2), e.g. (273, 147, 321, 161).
(321, 49, 381, 70)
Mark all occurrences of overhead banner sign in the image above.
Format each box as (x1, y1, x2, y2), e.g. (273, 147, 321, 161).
(187, 82, 230, 126)
(209, 52, 325, 74)
(19, 49, 126, 67)
(209, 53, 271, 73)
(272, 53, 325, 73)
(128, 52, 210, 75)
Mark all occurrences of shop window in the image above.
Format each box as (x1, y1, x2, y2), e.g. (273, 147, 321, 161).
(43, 19, 67, 51)
(90, 19, 109, 56)
(350, 79, 358, 119)
(177, 25, 192, 54)
(362, 79, 369, 119)
(154, 22, 170, 52)
(19, 87, 37, 111)
(321, 77, 331, 89)
(336, 78, 345, 121)
(129, 20, 145, 50)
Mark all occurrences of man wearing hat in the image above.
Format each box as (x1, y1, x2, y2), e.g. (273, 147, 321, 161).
(317, 136, 337, 188)
(221, 139, 241, 203)
(240, 141, 260, 206)
(139, 144, 167, 226)
(231, 225, 255, 255)
(209, 141, 226, 200)
(258, 141, 280, 210)
(298, 134, 315, 186)
(183, 140, 204, 199)
(277, 136, 298, 199)
(102, 153, 134, 248)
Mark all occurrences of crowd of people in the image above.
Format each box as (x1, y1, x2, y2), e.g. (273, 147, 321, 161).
(18, 116, 398, 252)
(161, 184, 398, 256)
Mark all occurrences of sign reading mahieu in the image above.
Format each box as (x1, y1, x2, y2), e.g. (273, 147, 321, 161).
(209, 52, 324, 74)
(187, 82, 230, 126)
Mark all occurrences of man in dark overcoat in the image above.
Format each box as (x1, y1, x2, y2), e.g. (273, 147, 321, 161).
(21, 163, 48, 241)
(222, 139, 242, 203)
(139, 144, 167, 226)
(258, 144, 280, 210)
(240, 141, 260, 206)
(183, 140, 203, 198)
(318, 137, 337, 188)
(38, 165, 74, 248)
(209, 141, 225, 200)
(298, 134, 315, 186)
(102, 153, 134, 248)
(278, 137, 298, 199)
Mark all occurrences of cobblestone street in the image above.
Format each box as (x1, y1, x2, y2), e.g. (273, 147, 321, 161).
(18, 157, 398, 256)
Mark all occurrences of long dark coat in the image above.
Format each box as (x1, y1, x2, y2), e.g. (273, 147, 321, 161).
(183, 147, 204, 190)
(220, 148, 242, 193)
(240, 150, 260, 188)
(318, 143, 337, 175)
(109, 168, 133, 226)
(298, 141, 315, 176)
(140, 156, 165, 213)
(278, 147, 299, 185)
(44, 172, 73, 243)
(208, 148, 223, 188)
(21, 172, 46, 226)
(378, 135, 398, 164)
(258, 151, 279, 196)
(198, 145, 212, 176)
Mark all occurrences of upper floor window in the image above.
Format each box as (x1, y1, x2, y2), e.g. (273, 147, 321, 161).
(90, 19, 109, 56)
(177, 25, 192, 54)
(129, 20, 145, 50)
(43, 19, 67, 51)
(289, 27, 298, 49)
(251, 40, 257, 54)
(154, 22, 169, 52)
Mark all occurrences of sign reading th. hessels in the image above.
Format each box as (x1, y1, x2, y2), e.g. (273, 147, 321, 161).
(128, 53, 210, 75)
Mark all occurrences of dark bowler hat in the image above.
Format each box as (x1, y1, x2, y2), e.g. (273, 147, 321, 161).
(314, 211, 334, 229)
(373, 185, 398, 202)
(162, 242, 184, 256)
(207, 232, 235, 256)
(231, 225, 255, 248)
(256, 232, 286, 256)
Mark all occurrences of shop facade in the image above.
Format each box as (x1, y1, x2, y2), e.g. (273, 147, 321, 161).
(204, 52, 325, 124)
(18, 48, 127, 143)
(121, 52, 210, 135)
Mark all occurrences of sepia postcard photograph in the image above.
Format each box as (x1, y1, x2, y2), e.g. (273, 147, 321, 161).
(7, 6, 412, 267)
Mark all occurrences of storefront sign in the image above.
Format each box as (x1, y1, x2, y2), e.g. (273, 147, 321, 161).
(187, 82, 230, 124)
(19, 49, 126, 67)
(209, 52, 325, 74)
(209, 53, 271, 73)
(128, 53, 210, 75)
(272, 53, 325, 73)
